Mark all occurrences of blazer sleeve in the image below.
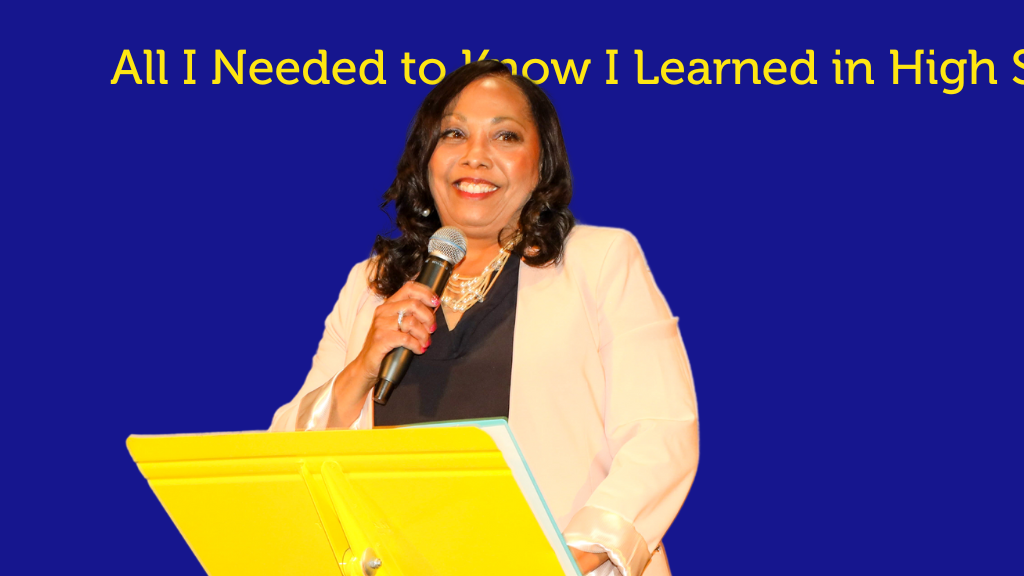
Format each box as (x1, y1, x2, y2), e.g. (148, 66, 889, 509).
(562, 231, 699, 576)
(268, 260, 374, 432)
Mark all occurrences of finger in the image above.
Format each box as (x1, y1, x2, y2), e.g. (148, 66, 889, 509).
(398, 317, 432, 349)
(370, 313, 431, 349)
(390, 281, 440, 308)
(374, 300, 437, 333)
(360, 328, 421, 376)
(397, 300, 437, 331)
(375, 299, 437, 329)
(379, 329, 429, 356)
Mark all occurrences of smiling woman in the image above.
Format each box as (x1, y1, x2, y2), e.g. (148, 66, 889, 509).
(269, 60, 699, 576)
(428, 77, 541, 327)
(429, 77, 540, 247)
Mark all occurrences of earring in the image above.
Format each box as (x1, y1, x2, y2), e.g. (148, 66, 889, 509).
(421, 207, 432, 217)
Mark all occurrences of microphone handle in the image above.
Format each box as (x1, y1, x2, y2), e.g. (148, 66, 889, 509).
(373, 255, 453, 405)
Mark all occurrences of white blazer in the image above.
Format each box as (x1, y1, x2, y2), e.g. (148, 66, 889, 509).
(271, 225, 699, 576)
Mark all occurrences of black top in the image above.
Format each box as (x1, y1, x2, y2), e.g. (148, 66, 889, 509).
(374, 258, 520, 426)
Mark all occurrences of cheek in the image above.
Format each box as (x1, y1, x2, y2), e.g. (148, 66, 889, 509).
(522, 142, 542, 189)
(427, 153, 450, 192)
(513, 156, 541, 194)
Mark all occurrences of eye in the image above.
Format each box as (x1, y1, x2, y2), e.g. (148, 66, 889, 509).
(440, 128, 465, 140)
(496, 130, 522, 143)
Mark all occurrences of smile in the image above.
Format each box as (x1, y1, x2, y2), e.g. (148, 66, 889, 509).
(453, 179, 499, 196)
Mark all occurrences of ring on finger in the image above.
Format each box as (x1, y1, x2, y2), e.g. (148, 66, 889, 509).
(397, 309, 406, 331)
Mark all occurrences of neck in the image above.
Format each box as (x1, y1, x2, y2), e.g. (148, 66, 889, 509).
(454, 227, 517, 277)
(456, 237, 503, 277)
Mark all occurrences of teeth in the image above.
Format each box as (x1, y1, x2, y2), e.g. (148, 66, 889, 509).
(455, 181, 498, 194)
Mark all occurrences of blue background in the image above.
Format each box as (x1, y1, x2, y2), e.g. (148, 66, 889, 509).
(6, 1, 1021, 573)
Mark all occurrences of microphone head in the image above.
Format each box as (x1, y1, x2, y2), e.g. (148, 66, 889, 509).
(428, 226, 467, 265)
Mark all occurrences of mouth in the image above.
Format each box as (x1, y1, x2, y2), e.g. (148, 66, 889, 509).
(452, 178, 500, 198)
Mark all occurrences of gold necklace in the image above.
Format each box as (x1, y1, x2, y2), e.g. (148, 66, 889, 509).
(442, 236, 519, 312)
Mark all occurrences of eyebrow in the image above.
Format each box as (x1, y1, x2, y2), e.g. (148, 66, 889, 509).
(442, 113, 525, 127)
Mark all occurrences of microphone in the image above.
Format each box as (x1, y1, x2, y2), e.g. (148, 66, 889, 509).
(373, 226, 467, 405)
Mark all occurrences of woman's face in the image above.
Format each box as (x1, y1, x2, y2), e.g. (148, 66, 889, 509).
(428, 76, 541, 243)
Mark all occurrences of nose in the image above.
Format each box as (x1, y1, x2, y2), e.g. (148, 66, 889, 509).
(460, 132, 491, 169)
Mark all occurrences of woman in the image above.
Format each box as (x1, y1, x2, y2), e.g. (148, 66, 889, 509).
(270, 60, 698, 576)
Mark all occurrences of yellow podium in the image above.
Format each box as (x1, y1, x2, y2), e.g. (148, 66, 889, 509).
(127, 419, 581, 576)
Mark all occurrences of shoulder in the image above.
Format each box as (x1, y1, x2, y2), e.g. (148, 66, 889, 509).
(564, 224, 640, 249)
(345, 258, 373, 287)
(336, 258, 379, 309)
(336, 258, 371, 293)
(562, 224, 646, 273)
(323, 258, 380, 340)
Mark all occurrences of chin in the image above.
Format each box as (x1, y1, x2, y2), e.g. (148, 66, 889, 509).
(446, 207, 501, 229)
(447, 218, 506, 237)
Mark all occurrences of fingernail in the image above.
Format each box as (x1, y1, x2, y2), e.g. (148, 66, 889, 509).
(431, 296, 440, 306)
(429, 323, 437, 333)
(421, 345, 428, 353)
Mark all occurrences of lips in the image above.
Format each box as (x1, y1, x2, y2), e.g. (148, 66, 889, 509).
(452, 178, 499, 198)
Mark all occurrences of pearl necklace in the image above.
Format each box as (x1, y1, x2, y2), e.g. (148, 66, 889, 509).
(441, 237, 518, 313)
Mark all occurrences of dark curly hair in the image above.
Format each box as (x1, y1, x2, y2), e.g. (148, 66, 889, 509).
(369, 59, 575, 297)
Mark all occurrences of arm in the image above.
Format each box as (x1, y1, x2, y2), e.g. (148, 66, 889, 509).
(269, 261, 439, 432)
(269, 261, 368, 432)
(563, 231, 700, 576)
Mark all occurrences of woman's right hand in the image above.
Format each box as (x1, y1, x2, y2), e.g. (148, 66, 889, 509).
(328, 281, 439, 427)
(350, 280, 440, 391)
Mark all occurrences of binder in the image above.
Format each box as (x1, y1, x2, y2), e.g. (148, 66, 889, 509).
(127, 418, 583, 576)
